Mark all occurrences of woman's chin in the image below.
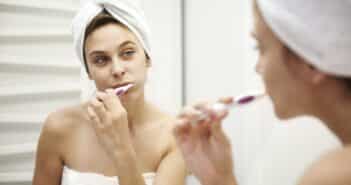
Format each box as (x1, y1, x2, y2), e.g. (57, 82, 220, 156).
(274, 105, 301, 120)
(272, 101, 294, 120)
(120, 89, 141, 103)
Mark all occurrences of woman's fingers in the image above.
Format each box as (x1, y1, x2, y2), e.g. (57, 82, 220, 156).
(103, 89, 123, 113)
(210, 96, 232, 132)
(87, 105, 102, 129)
(218, 96, 234, 105)
(190, 98, 232, 138)
(173, 118, 192, 142)
(90, 97, 108, 123)
(178, 105, 203, 120)
(175, 102, 210, 140)
(96, 91, 108, 104)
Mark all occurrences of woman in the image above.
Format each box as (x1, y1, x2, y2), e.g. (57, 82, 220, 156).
(32, 1, 186, 185)
(173, 1, 351, 185)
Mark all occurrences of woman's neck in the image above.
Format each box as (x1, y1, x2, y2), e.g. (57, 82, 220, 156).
(123, 92, 162, 130)
(315, 95, 351, 145)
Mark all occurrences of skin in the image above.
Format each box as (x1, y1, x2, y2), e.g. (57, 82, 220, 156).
(173, 1, 351, 185)
(32, 23, 187, 185)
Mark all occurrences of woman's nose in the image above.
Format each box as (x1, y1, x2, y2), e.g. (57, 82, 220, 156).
(111, 58, 126, 78)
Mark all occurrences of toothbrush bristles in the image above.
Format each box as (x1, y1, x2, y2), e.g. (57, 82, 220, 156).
(237, 96, 255, 104)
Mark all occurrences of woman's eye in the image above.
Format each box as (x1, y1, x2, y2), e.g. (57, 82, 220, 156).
(250, 38, 261, 52)
(121, 50, 136, 58)
(253, 44, 264, 54)
(253, 44, 259, 51)
(94, 56, 108, 65)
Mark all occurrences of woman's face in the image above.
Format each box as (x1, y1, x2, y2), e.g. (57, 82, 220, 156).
(252, 3, 308, 119)
(84, 23, 149, 99)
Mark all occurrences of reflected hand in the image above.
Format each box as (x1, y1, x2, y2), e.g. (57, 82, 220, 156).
(87, 89, 132, 158)
(173, 97, 236, 185)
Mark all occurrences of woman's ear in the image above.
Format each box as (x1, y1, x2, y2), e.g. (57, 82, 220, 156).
(310, 67, 328, 85)
(296, 60, 328, 85)
(285, 48, 328, 85)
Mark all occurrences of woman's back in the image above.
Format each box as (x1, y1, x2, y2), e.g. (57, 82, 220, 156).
(298, 146, 351, 185)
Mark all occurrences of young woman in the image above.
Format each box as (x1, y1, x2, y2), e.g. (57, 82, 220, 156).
(173, 1, 351, 185)
(32, 1, 186, 185)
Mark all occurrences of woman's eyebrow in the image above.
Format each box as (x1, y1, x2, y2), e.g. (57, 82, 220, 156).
(89, 50, 106, 57)
(88, 41, 137, 56)
(119, 41, 137, 48)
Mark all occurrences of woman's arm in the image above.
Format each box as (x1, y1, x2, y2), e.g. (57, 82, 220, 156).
(153, 138, 187, 185)
(109, 145, 148, 185)
(32, 113, 65, 185)
(87, 90, 148, 185)
(172, 98, 238, 185)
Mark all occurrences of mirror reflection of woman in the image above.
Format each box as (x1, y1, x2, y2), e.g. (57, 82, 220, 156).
(173, 1, 351, 185)
(32, 1, 186, 185)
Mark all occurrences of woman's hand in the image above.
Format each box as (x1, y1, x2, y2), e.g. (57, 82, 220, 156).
(87, 89, 133, 159)
(173, 97, 237, 185)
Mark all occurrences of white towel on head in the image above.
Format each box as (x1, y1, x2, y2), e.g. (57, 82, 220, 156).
(72, 0, 152, 66)
(256, 0, 351, 77)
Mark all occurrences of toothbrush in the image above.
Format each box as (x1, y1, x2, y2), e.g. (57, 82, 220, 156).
(195, 92, 265, 123)
(212, 92, 265, 112)
(114, 84, 134, 96)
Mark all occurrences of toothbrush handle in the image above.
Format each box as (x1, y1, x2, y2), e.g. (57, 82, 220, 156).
(191, 93, 264, 124)
(212, 102, 232, 112)
(193, 103, 232, 124)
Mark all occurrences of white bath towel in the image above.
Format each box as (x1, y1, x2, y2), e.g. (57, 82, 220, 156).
(257, 0, 351, 77)
(72, 0, 152, 66)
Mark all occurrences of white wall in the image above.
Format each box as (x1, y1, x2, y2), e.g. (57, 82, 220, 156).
(184, 0, 261, 183)
(0, 0, 81, 184)
(142, 0, 183, 114)
(184, 1, 341, 185)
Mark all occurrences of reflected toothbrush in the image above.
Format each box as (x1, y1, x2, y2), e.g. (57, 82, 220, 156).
(114, 84, 134, 96)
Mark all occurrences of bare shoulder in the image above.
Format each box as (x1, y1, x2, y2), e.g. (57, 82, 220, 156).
(40, 103, 88, 143)
(148, 106, 177, 144)
(157, 113, 179, 149)
(157, 113, 178, 143)
(33, 104, 87, 184)
(298, 147, 351, 185)
(159, 114, 177, 131)
(148, 104, 176, 132)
